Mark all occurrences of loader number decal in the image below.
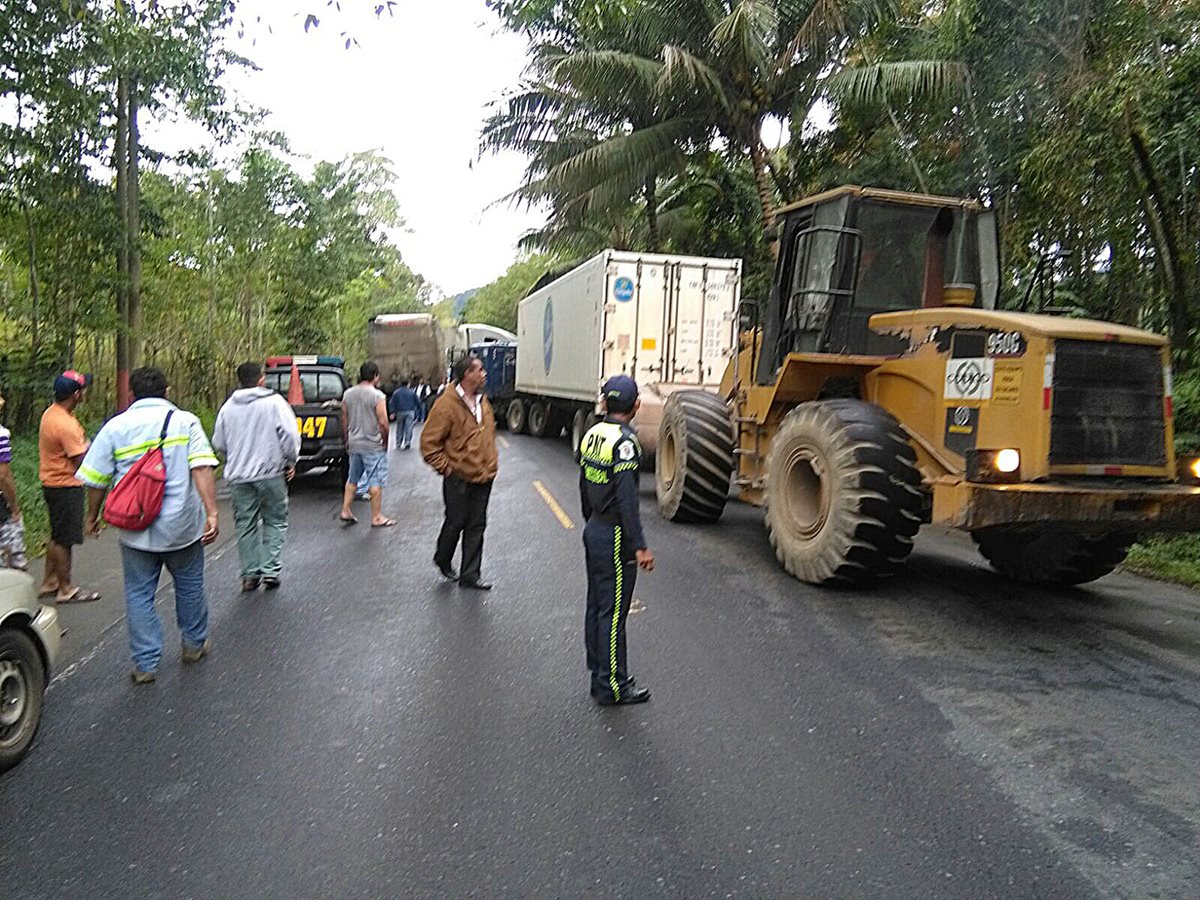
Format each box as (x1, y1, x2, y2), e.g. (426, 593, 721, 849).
(945, 358, 994, 401)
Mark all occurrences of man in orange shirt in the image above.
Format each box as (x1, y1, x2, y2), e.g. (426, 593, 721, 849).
(38, 370, 100, 604)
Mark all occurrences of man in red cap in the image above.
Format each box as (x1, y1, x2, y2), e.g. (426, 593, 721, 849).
(37, 370, 100, 604)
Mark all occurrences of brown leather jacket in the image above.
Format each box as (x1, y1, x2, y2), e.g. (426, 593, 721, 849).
(420, 386, 498, 484)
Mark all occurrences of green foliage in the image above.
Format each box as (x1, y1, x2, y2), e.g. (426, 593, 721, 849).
(1126, 535, 1200, 589)
(460, 254, 562, 333)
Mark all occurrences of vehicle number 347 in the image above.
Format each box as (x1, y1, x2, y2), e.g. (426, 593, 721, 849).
(297, 416, 327, 439)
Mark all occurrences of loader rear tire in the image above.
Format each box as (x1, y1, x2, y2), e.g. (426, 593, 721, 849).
(656, 391, 735, 524)
(765, 400, 925, 586)
(972, 528, 1134, 586)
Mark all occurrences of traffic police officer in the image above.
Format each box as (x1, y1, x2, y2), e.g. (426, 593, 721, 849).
(578, 375, 654, 706)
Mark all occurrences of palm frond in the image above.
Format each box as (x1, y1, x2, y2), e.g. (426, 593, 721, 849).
(660, 44, 732, 113)
(826, 59, 969, 105)
(711, 0, 780, 74)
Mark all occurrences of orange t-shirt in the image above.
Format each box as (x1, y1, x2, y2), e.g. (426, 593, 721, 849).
(39, 403, 91, 487)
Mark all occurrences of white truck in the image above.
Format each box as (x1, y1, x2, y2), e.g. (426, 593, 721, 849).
(507, 249, 741, 457)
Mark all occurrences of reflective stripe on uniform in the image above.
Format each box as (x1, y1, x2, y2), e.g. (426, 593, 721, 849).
(113, 435, 189, 461)
(610, 525, 622, 702)
(76, 464, 112, 487)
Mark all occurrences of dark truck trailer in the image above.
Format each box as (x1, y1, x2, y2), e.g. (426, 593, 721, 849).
(474, 341, 517, 411)
(264, 355, 349, 480)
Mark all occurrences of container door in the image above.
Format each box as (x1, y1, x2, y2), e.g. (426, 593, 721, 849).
(603, 256, 670, 383)
(666, 262, 740, 386)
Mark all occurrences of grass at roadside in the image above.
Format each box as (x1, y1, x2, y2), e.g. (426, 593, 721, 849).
(9, 438, 49, 558)
(1124, 534, 1200, 589)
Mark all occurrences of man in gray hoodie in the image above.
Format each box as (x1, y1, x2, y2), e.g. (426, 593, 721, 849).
(213, 361, 302, 592)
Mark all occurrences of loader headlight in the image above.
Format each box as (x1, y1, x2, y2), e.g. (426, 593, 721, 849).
(967, 449, 1022, 484)
(1179, 456, 1200, 485)
(995, 448, 1021, 474)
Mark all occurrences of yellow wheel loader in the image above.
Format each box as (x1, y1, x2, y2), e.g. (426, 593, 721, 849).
(655, 186, 1200, 586)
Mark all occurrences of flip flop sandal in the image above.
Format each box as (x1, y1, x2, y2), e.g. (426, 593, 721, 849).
(371, 519, 397, 528)
(340, 514, 359, 526)
(57, 588, 101, 604)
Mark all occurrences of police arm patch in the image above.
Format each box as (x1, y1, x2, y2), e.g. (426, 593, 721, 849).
(618, 440, 636, 461)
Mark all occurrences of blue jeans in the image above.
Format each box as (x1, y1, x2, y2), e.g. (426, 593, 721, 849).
(396, 412, 416, 448)
(348, 451, 388, 489)
(121, 540, 209, 673)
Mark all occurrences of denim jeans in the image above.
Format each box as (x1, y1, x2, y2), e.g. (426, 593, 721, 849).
(229, 476, 289, 579)
(121, 540, 208, 673)
(396, 412, 416, 448)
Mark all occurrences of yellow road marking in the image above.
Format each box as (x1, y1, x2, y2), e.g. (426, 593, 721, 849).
(497, 435, 510, 449)
(533, 480, 574, 530)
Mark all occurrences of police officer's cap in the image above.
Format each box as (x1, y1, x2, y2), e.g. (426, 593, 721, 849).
(602, 375, 638, 413)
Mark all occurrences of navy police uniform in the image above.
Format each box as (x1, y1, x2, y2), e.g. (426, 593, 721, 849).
(579, 376, 650, 705)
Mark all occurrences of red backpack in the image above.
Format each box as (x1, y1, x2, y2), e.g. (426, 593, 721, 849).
(103, 411, 173, 531)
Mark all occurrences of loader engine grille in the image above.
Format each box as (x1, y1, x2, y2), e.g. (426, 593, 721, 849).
(1050, 339, 1166, 467)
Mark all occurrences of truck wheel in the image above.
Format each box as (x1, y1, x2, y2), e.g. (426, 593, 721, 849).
(507, 398, 528, 434)
(0, 628, 47, 773)
(570, 408, 593, 456)
(765, 400, 925, 586)
(528, 401, 550, 438)
(656, 390, 735, 524)
(972, 528, 1134, 586)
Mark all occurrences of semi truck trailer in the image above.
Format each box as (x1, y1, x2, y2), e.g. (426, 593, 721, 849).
(504, 249, 742, 456)
(368, 314, 445, 392)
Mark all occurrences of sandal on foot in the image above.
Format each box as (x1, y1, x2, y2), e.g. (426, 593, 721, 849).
(339, 514, 358, 526)
(57, 588, 101, 604)
(371, 518, 397, 528)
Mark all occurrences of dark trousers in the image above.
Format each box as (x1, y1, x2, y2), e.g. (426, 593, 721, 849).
(583, 520, 637, 702)
(435, 475, 493, 583)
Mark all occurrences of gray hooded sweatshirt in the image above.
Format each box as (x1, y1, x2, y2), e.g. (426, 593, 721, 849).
(212, 387, 301, 484)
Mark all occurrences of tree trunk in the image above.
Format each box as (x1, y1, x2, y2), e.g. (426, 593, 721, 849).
(644, 172, 660, 253)
(749, 138, 779, 259)
(21, 201, 41, 365)
(115, 75, 131, 410)
(1127, 118, 1192, 348)
(128, 77, 144, 372)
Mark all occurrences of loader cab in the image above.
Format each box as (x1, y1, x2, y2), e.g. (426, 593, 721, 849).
(757, 186, 1000, 384)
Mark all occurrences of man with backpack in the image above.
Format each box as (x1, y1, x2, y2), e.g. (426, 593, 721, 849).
(76, 367, 221, 684)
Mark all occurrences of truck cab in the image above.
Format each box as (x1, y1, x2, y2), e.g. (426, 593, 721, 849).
(265, 356, 349, 480)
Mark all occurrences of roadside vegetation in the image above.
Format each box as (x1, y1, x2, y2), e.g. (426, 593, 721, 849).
(3, 1, 1200, 583)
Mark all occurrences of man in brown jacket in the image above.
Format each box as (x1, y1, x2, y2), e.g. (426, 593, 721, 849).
(420, 354, 499, 590)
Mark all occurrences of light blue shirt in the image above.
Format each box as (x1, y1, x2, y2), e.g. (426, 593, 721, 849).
(76, 398, 219, 552)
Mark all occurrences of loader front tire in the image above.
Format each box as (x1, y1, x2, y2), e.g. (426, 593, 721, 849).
(972, 528, 1133, 586)
(765, 400, 925, 586)
(656, 391, 735, 524)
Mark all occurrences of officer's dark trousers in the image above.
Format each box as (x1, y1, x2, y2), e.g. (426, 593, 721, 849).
(583, 520, 637, 701)
(436, 474, 493, 583)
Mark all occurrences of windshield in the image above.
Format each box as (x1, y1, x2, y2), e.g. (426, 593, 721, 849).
(265, 369, 346, 403)
(854, 200, 988, 311)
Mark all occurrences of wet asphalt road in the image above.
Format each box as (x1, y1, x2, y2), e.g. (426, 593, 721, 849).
(2, 427, 1199, 899)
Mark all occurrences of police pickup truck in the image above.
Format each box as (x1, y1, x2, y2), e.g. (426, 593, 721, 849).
(264, 355, 349, 481)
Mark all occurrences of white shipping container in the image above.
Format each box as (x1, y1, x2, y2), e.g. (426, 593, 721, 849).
(516, 250, 741, 403)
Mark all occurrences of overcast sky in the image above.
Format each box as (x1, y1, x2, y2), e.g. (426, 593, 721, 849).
(209, 0, 545, 298)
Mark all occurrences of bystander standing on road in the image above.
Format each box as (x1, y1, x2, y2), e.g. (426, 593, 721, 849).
(76, 367, 220, 684)
(0, 391, 27, 570)
(213, 361, 301, 592)
(421, 354, 498, 591)
(340, 361, 394, 528)
(415, 380, 431, 423)
(577, 375, 654, 706)
(38, 370, 100, 603)
(388, 376, 422, 449)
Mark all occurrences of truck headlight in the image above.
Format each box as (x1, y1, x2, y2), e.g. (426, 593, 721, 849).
(967, 449, 1021, 484)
